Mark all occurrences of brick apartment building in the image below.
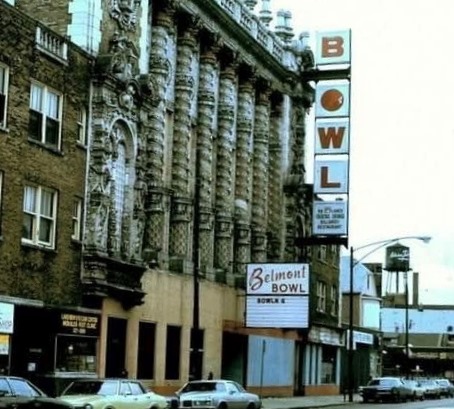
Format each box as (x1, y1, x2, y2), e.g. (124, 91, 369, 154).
(1, 0, 344, 397)
(0, 0, 94, 392)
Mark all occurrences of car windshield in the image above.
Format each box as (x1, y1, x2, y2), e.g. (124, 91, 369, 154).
(369, 379, 397, 386)
(180, 382, 226, 393)
(62, 380, 118, 396)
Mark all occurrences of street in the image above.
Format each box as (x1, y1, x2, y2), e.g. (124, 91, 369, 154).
(339, 398, 454, 409)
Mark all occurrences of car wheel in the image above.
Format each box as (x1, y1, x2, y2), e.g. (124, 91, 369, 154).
(246, 403, 256, 409)
(218, 402, 228, 409)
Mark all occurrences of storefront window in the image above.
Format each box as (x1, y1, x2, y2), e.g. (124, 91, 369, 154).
(56, 335, 97, 373)
(321, 346, 337, 384)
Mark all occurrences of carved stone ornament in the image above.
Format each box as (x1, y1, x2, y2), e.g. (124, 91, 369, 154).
(109, 32, 139, 82)
(109, 0, 141, 31)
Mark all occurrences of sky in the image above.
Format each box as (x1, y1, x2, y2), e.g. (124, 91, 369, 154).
(268, 0, 454, 304)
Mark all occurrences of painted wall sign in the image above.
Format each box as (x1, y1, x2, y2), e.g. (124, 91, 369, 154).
(58, 312, 100, 336)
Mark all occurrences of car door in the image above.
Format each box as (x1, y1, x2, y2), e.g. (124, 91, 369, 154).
(224, 382, 244, 409)
(128, 381, 154, 409)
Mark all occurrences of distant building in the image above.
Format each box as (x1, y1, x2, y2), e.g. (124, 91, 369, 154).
(339, 256, 382, 391)
(381, 271, 454, 378)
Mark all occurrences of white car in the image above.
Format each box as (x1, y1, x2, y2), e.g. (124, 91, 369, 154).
(58, 378, 169, 409)
(177, 379, 261, 409)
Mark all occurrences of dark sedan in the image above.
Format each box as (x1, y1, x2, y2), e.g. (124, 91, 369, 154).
(360, 376, 412, 403)
(0, 375, 72, 409)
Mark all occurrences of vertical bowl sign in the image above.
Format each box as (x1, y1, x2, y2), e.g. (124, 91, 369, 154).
(245, 263, 310, 328)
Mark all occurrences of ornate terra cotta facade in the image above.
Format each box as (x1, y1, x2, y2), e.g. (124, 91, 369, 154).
(7, 0, 342, 398)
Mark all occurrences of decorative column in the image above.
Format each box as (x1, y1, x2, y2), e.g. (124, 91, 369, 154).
(143, 4, 175, 268)
(169, 21, 198, 271)
(267, 94, 284, 261)
(214, 60, 238, 283)
(194, 40, 219, 278)
(251, 83, 271, 262)
(284, 97, 310, 262)
(233, 73, 255, 278)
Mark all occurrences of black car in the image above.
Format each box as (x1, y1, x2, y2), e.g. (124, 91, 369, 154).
(0, 376, 71, 409)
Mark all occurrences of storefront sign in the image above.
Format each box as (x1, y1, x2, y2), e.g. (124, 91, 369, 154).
(0, 303, 14, 334)
(315, 30, 351, 66)
(309, 327, 342, 346)
(59, 312, 99, 336)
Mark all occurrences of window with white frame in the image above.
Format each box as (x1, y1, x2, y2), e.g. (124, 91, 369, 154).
(29, 82, 62, 148)
(77, 106, 87, 145)
(22, 185, 57, 248)
(72, 199, 82, 241)
(330, 285, 338, 315)
(317, 281, 327, 312)
(0, 64, 8, 128)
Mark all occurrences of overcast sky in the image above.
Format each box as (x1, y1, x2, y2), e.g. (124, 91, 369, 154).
(268, 0, 454, 304)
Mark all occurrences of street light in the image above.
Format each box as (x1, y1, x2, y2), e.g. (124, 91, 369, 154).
(347, 235, 431, 402)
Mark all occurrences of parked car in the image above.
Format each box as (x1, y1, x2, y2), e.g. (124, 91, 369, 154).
(0, 375, 72, 409)
(58, 378, 169, 409)
(419, 379, 442, 399)
(177, 379, 262, 409)
(435, 378, 454, 397)
(403, 379, 425, 401)
(360, 376, 413, 403)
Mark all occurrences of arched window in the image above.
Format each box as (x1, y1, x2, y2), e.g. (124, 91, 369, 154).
(110, 122, 133, 254)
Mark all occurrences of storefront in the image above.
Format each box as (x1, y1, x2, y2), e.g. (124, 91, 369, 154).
(9, 304, 100, 396)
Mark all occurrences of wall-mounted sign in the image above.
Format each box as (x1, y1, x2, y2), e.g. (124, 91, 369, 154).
(245, 264, 310, 328)
(0, 303, 14, 334)
(313, 201, 348, 235)
(315, 30, 351, 66)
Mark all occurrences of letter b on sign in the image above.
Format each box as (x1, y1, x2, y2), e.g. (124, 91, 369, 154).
(316, 30, 351, 66)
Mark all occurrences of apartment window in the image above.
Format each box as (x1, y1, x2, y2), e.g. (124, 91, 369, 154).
(29, 82, 62, 148)
(0, 64, 8, 128)
(22, 185, 57, 248)
(330, 285, 338, 315)
(77, 106, 87, 145)
(72, 199, 82, 241)
(317, 281, 327, 312)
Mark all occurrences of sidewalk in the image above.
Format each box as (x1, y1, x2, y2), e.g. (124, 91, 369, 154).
(262, 394, 362, 409)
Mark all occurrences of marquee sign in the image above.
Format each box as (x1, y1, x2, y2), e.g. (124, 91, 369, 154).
(245, 263, 310, 328)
